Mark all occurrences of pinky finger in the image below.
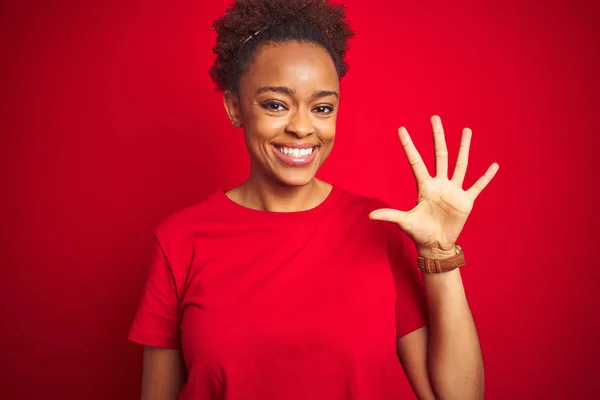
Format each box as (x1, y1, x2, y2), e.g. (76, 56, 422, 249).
(466, 163, 500, 200)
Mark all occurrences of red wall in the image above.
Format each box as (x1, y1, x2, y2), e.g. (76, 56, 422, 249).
(3, 0, 599, 398)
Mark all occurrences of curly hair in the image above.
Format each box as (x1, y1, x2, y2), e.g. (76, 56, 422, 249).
(210, 0, 354, 93)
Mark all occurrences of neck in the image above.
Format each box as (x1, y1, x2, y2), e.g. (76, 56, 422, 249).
(230, 174, 331, 213)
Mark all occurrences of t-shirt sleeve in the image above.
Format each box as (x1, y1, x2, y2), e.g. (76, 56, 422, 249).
(386, 220, 428, 338)
(128, 231, 183, 349)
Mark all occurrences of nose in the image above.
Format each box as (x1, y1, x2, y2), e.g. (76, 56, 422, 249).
(285, 108, 314, 139)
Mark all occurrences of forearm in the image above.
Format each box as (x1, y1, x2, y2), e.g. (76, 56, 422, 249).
(422, 268, 484, 400)
(141, 347, 186, 400)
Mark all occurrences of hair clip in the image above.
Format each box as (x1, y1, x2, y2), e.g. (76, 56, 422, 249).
(240, 26, 268, 46)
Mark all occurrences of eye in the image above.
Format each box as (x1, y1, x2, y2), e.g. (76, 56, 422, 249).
(313, 105, 334, 115)
(262, 101, 288, 112)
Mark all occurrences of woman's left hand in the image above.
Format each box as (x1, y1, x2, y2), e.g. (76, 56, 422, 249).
(369, 115, 499, 258)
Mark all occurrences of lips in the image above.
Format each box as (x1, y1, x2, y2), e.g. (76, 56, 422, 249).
(271, 141, 319, 149)
(271, 144, 319, 167)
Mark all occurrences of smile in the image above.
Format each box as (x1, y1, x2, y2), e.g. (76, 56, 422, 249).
(274, 146, 316, 157)
(271, 144, 319, 167)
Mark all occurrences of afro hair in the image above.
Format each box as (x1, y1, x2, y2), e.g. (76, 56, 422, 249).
(210, 0, 354, 93)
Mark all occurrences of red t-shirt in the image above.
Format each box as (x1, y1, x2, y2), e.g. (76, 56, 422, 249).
(129, 185, 427, 399)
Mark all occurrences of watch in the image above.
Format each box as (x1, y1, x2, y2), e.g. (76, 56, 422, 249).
(417, 245, 465, 273)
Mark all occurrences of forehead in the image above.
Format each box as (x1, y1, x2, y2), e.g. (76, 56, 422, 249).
(241, 41, 339, 94)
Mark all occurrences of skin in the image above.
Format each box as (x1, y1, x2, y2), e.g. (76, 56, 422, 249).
(140, 347, 186, 400)
(223, 42, 339, 212)
(370, 117, 498, 399)
(141, 40, 498, 400)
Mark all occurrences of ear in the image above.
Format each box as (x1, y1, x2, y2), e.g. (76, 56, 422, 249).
(223, 91, 242, 128)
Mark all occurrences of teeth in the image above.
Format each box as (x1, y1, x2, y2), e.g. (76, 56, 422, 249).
(277, 146, 314, 157)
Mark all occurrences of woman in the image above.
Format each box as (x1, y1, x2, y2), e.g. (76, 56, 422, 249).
(128, 0, 499, 399)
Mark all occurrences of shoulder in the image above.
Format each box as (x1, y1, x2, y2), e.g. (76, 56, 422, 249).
(153, 190, 224, 252)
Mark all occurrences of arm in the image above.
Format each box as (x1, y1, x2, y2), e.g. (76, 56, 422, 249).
(396, 268, 484, 400)
(396, 327, 436, 400)
(370, 116, 497, 399)
(129, 230, 193, 399)
(141, 346, 187, 400)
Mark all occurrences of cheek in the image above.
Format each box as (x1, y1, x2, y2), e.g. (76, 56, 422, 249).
(257, 118, 288, 136)
(317, 118, 337, 142)
(243, 107, 337, 144)
(247, 112, 286, 139)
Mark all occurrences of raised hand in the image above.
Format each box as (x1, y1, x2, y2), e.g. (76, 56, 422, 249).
(369, 115, 499, 258)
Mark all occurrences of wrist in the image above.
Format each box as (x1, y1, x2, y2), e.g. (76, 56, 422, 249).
(417, 244, 465, 274)
(416, 246, 457, 259)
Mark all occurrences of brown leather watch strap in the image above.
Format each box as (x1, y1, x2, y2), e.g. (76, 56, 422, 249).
(417, 246, 466, 273)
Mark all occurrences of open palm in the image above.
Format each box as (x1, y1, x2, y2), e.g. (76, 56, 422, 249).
(370, 116, 499, 256)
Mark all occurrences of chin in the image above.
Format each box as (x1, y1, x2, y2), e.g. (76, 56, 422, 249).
(274, 171, 317, 188)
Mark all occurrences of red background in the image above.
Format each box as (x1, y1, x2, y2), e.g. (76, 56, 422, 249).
(2, 0, 599, 398)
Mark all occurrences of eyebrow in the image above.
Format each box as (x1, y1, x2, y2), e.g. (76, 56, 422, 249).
(255, 86, 339, 100)
(311, 90, 339, 100)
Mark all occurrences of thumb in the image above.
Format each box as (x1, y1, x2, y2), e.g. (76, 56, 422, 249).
(369, 208, 410, 230)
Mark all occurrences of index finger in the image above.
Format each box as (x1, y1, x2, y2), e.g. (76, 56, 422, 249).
(398, 126, 430, 184)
